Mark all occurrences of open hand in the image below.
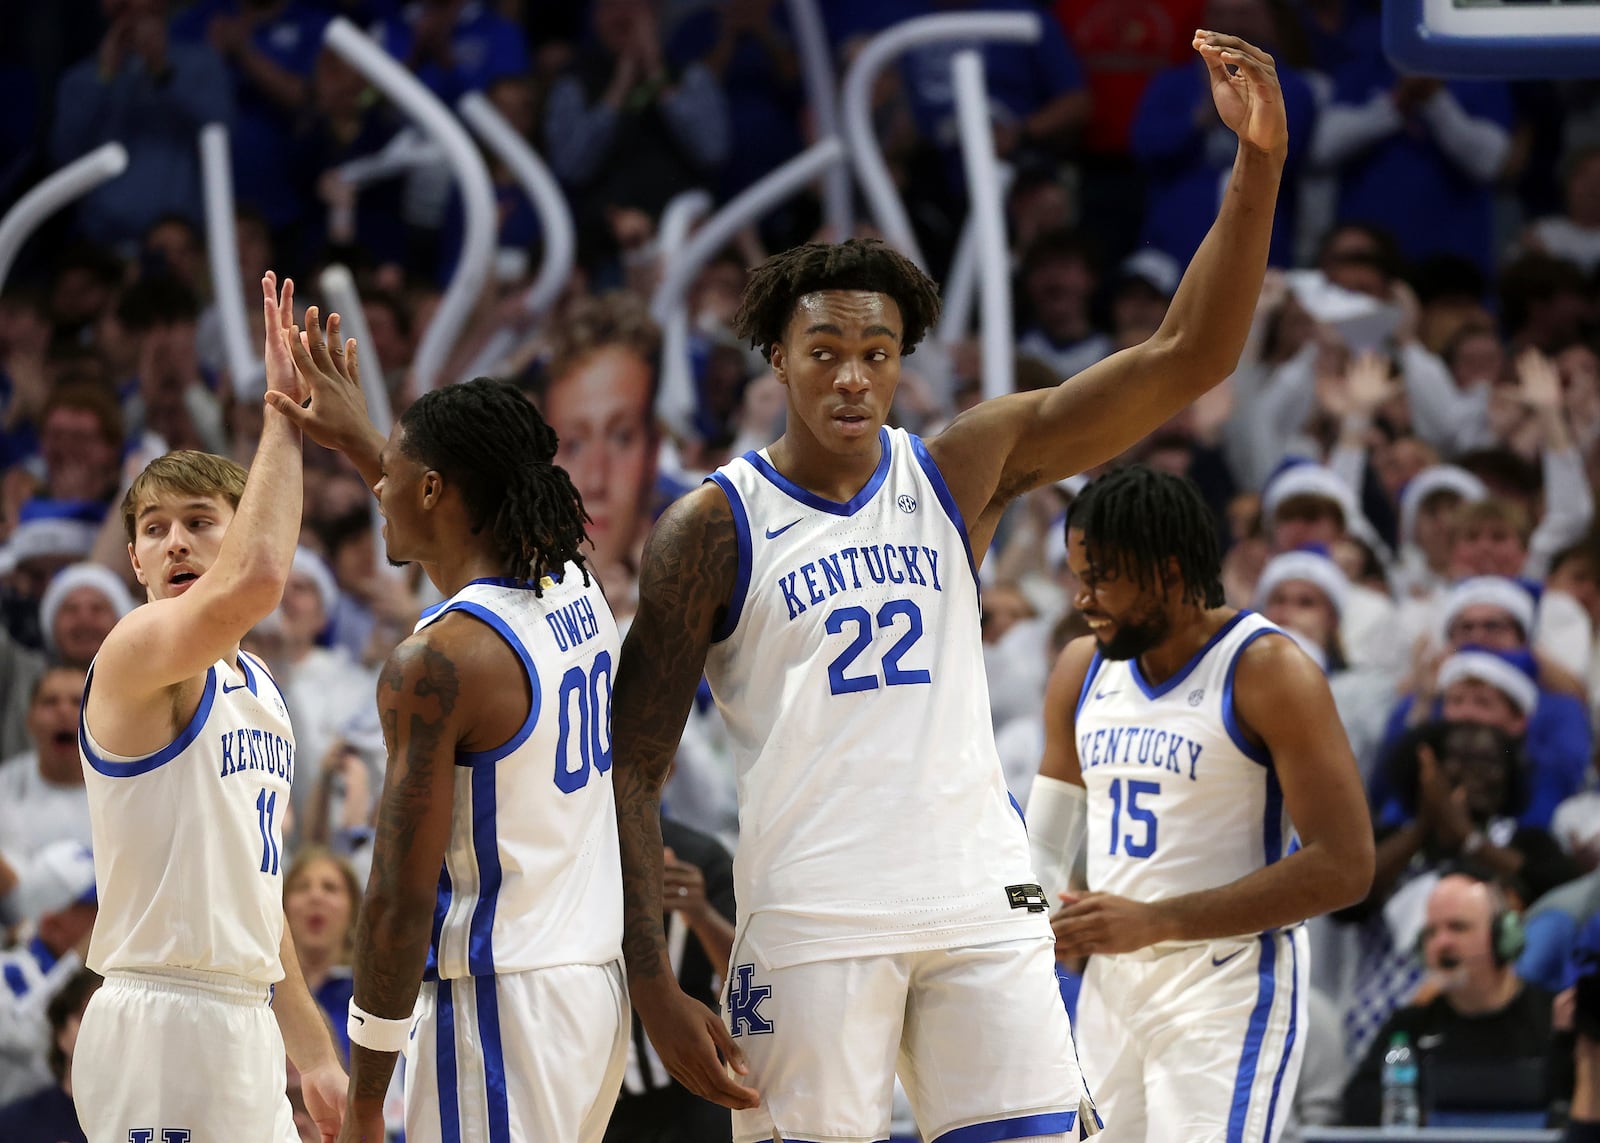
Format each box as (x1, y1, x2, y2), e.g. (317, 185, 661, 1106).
(1193, 32, 1287, 159)
(262, 273, 303, 402)
(267, 305, 377, 458)
(1515, 347, 1563, 415)
(1346, 350, 1402, 417)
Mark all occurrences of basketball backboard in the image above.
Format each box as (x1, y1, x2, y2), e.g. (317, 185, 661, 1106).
(1384, 0, 1600, 78)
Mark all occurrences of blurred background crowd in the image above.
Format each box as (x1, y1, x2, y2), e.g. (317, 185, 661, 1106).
(1, 0, 1600, 1139)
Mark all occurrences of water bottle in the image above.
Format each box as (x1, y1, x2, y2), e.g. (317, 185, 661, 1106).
(1380, 1030, 1422, 1128)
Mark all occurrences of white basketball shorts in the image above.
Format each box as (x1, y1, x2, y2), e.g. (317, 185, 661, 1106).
(1073, 928, 1308, 1143)
(73, 968, 298, 1143)
(724, 926, 1101, 1143)
(404, 959, 628, 1143)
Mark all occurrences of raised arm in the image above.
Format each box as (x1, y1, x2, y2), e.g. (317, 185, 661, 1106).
(1055, 635, 1375, 954)
(342, 630, 466, 1140)
(929, 33, 1287, 547)
(610, 483, 758, 1109)
(91, 274, 304, 699)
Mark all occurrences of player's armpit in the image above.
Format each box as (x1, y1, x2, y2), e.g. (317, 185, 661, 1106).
(612, 483, 738, 985)
(1231, 634, 1376, 912)
(347, 632, 465, 1104)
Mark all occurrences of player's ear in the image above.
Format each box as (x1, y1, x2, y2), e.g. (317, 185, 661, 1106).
(769, 341, 788, 384)
(127, 543, 147, 587)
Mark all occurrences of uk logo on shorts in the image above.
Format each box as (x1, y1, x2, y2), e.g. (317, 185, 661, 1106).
(128, 1131, 192, 1143)
(727, 963, 774, 1036)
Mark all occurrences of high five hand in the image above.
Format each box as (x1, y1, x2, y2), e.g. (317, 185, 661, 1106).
(266, 305, 375, 456)
(1194, 31, 1288, 159)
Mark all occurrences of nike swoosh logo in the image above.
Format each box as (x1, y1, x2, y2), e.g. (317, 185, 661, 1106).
(1095, 691, 1120, 700)
(1211, 949, 1246, 967)
(351, 1013, 365, 1026)
(765, 520, 800, 539)
(222, 681, 249, 694)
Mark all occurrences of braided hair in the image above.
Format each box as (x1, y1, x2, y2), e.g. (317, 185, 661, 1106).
(732, 239, 942, 361)
(398, 378, 591, 593)
(1064, 466, 1224, 608)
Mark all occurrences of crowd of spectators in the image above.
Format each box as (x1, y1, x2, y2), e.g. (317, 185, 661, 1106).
(3, 0, 1600, 1138)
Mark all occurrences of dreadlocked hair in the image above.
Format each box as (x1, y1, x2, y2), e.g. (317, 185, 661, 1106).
(399, 378, 591, 594)
(732, 238, 942, 361)
(1064, 465, 1224, 608)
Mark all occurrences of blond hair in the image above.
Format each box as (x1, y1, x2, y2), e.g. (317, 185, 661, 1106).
(122, 450, 248, 542)
(542, 291, 660, 385)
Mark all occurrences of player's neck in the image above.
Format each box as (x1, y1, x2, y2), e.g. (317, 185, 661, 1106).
(425, 537, 524, 595)
(432, 543, 520, 598)
(1134, 607, 1237, 686)
(765, 431, 884, 504)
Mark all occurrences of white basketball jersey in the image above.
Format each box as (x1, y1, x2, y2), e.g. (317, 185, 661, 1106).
(415, 571, 623, 980)
(80, 650, 295, 983)
(1076, 611, 1298, 920)
(705, 427, 1044, 968)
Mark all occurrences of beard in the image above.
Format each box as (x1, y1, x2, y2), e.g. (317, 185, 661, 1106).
(1096, 608, 1171, 661)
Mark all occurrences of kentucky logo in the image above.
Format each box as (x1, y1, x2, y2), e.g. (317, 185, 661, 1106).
(727, 963, 774, 1036)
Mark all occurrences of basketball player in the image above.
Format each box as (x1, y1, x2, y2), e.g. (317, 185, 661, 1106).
(610, 32, 1290, 1143)
(267, 319, 628, 1143)
(1034, 466, 1375, 1142)
(72, 274, 348, 1142)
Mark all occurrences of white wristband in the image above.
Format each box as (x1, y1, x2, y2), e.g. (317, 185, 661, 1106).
(347, 1000, 414, 1053)
(1027, 775, 1088, 903)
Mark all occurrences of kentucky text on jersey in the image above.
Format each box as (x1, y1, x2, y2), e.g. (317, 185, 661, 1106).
(777, 544, 944, 621)
(544, 595, 602, 651)
(1077, 726, 1204, 781)
(218, 728, 295, 781)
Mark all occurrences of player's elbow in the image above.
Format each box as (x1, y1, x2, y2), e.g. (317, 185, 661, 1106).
(231, 568, 291, 626)
(1140, 334, 1236, 401)
(1325, 830, 1376, 911)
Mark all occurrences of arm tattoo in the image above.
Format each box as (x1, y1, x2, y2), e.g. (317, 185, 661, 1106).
(612, 490, 737, 983)
(349, 640, 460, 1103)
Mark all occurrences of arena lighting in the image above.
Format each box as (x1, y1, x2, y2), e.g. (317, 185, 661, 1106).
(650, 139, 846, 440)
(323, 16, 496, 392)
(841, 10, 1043, 272)
(0, 142, 126, 297)
(200, 124, 263, 398)
(953, 52, 1015, 401)
(653, 189, 715, 441)
(453, 91, 578, 384)
(785, 0, 852, 240)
